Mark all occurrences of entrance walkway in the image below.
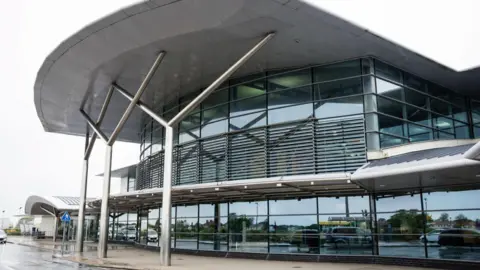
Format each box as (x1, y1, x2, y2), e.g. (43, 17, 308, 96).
(8, 236, 439, 270)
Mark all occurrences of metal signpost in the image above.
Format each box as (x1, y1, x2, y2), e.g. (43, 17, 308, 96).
(60, 211, 71, 256)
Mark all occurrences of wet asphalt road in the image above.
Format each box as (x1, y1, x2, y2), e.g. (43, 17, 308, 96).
(0, 243, 105, 270)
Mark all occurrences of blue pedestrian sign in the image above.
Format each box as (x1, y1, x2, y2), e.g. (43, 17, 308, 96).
(61, 211, 71, 222)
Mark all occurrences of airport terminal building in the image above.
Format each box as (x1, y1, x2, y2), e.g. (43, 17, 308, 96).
(34, 0, 480, 266)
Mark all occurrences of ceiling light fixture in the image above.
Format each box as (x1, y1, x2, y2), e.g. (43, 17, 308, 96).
(310, 181, 314, 185)
(276, 183, 282, 187)
(215, 187, 220, 191)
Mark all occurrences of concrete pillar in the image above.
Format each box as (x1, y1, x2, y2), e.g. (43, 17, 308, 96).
(242, 220, 246, 244)
(213, 204, 221, 250)
(363, 58, 380, 151)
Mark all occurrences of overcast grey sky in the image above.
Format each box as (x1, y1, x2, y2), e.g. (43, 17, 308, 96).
(0, 0, 478, 219)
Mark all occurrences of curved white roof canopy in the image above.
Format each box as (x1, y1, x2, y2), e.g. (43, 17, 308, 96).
(24, 195, 92, 215)
(34, 0, 480, 143)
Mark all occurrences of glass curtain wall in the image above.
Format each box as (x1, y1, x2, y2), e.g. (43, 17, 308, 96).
(126, 189, 479, 261)
(371, 59, 471, 148)
(139, 57, 475, 159)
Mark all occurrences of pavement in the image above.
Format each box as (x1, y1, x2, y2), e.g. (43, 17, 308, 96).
(7, 236, 441, 270)
(0, 243, 106, 269)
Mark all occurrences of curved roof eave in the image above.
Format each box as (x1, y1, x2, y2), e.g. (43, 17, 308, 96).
(34, 0, 480, 143)
(24, 195, 88, 215)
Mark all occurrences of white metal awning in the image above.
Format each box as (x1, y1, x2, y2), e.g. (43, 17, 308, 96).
(88, 173, 362, 211)
(352, 142, 480, 193)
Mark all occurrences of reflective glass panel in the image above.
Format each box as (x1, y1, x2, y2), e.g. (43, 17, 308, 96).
(201, 119, 227, 137)
(379, 133, 408, 148)
(430, 98, 451, 116)
(268, 103, 312, 124)
(406, 106, 430, 127)
(452, 106, 468, 123)
(378, 114, 405, 137)
(314, 95, 363, 119)
(202, 89, 228, 109)
(229, 201, 267, 216)
(230, 95, 266, 118)
(377, 96, 404, 119)
(376, 194, 425, 258)
(408, 123, 432, 143)
(270, 215, 318, 254)
(471, 100, 480, 124)
(314, 77, 362, 100)
(202, 105, 228, 125)
(405, 88, 427, 109)
(314, 60, 361, 82)
(268, 68, 311, 91)
(376, 79, 403, 101)
(229, 111, 266, 131)
(455, 124, 470, 139)
(270, 198, 317, 215)
(404, 72, 427, 92)
(432, 114, 454, 134)
(230, 74, 265, 101)
(375, 60, 402, 83)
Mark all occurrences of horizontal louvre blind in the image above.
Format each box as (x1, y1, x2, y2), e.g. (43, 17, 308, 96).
(135, 116, 366, 190)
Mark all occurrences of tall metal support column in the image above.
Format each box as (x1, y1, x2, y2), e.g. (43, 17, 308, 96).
(75, 135, 89, 252)
(77, 86, 114, 253)
(84, 52, 165, 259)
(98, 145, 113, 258)
(369, 194, 379, 255)
(160, 126, 174, 264)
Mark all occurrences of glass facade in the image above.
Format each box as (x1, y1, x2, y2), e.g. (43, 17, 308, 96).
(111, 190, 480, 261)
(118, 57, 480, 263)
(140, 57, 476, 160)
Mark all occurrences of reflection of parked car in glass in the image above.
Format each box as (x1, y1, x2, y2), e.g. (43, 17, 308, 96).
(325, 227, 372, 248)
(0, 230, 7, 244)
(438, 229, 480, 247)
(289, 229, 319, 253)
(420, 229, 445, 243)
(147, 229, 158, 242)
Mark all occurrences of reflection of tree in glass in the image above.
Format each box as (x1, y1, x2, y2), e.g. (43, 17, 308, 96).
(385, 209, 423, 241)
(437, 213, 450, 222)
(454, 214, 471, 228)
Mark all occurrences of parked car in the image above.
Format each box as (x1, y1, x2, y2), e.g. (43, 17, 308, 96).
(147, 229, 158, 242)
(325, 227, 372, 248)
(438, 229, 480, 247)
(289, 229, 320, 253)
(420, 229, 445, 243)
(0, 230, 7, 244)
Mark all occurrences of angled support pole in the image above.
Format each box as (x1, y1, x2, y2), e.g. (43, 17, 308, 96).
(160, 32, 275, 266)
(80, 110, 109, 143)
(76, 86, 114, 253)
(113, 83, 169, 127)
(112, 33, 274, 266)
(97, 51, 165, 259)
(84, 86, 115, 159)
